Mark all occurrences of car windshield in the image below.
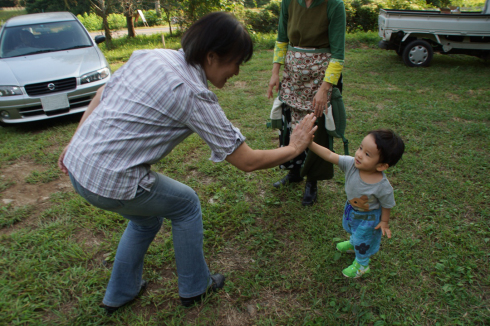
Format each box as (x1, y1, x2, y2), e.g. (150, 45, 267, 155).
(0, 20, 93, 58)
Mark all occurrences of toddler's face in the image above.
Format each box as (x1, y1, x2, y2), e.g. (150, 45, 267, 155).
(354, 134, 382, 172)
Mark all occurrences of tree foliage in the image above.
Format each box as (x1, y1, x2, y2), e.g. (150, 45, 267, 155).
(244, 0, 280, 33)
(243, 0, 270, 8)
(0, 0, 23, 7)
(25, 0, 91, 15)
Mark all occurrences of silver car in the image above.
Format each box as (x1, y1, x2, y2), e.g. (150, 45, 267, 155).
(0, 12, 110, 126)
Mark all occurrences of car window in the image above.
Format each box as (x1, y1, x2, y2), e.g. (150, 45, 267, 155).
(0, 20, 93, 58)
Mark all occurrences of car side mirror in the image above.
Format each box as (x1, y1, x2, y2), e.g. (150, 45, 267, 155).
(94, 35, 106, 44)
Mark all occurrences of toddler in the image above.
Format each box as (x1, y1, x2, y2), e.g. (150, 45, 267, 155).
(308, 129, 405, 278)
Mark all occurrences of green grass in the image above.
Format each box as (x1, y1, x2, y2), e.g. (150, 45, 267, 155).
(0, 32, 489, 325)
(0, 9, 27, 25)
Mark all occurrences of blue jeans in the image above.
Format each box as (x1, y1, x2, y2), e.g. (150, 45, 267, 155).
(342, 201, 382, 266)
(69, 171, 211, 307)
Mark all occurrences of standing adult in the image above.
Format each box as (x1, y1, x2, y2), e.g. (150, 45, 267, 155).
(267, 0, 346, 206)
(58, 12, 317, 314)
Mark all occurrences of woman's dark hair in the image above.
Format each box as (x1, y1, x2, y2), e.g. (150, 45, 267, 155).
(181, 12, 253, 67)
(368, 129, 405, 167)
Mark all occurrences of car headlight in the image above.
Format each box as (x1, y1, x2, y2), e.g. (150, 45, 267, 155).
(80, 67, 110, 85)
(0, 86, 23, 97)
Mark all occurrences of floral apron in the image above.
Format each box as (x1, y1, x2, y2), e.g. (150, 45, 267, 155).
(278, 46, 332, 171)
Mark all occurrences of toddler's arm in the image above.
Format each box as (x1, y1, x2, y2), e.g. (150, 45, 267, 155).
(375, 207, 392, 238)
(308, 141, 340, 165)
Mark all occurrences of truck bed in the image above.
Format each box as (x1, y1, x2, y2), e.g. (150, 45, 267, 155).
(379, 9, 490, 37)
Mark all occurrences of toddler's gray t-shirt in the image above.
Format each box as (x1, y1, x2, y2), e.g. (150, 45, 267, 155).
(338, 156, 395, 211)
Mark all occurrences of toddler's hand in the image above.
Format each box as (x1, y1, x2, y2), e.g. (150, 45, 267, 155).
(375, 221, 391, 238)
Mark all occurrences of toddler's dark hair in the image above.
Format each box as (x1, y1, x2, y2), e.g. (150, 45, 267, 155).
(368, 129, 405, 167)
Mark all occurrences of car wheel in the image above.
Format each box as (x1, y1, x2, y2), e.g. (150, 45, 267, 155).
(402, 40, 433, 67)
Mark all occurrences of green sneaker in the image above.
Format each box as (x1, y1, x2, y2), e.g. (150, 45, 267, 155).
(342, 260, 370, 278)
(336, 241, 355, 253)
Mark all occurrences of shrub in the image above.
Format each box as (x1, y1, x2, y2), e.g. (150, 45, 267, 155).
(77, 12, 128, 31)
(244, 0, 280, 34)
(244, 0, 431, 34)
(135, 10, 164, 27)
(107, 13, 126, 30)
(250, 31, 277, 50)
(77, 12, 102, 31)
(345, 0, 431, 32)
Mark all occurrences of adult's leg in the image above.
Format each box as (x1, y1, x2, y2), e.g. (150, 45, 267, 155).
(69, 172, 210, 306)
(103, 215, 163, 307)
(109, 173, 211, 299)
(273, 105, 305, 187)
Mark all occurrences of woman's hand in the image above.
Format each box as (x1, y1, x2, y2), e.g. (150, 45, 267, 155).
(289, 113, 318, 154)
(58, 145, 70, 175)
(312, 82, 332, 117)
(267, 63, 282, 99)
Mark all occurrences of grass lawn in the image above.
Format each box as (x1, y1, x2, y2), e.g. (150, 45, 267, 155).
(0, 9, 27, 25)
(0, 32, 489, 325)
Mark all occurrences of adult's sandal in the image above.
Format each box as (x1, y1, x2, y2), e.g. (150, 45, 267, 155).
(302, 180, 317, 206)
(273, 172, 303, 188)
(180, 274, 226, 307)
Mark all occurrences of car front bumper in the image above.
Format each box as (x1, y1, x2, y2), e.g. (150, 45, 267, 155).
(0, 79, 107, 125)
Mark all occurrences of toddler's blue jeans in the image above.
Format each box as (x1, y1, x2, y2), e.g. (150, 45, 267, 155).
(69, 171, 211, 307)
(342, 201, 382, 266)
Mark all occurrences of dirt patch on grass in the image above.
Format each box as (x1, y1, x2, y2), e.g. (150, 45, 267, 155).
(41, 301, 76, 324)
(233, 81, 247, 89)
(0, 161, 72, 235)
(71, 228, 108, 255)
(0, 161, 71, 208)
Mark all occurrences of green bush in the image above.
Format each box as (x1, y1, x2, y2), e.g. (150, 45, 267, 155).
(250, 31, 277, 49)
(107, 13, 126, 30)
(78, 10, 167, 32)
(78, 12, 128, 31)
(244, 0, 431, 34)
(345, 0, 431, 32)
(244, 0, 280, 34)
(77, 12, 102, 31)
(135, 10, 164, 27)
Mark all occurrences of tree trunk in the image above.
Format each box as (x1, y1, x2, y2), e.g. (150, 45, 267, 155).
(94, 0, 112, 48)
(155, 0, 161, 17)
(102, 15, 112, 48)
(126, 15, 136, 38)
(163, 8, 172, 36)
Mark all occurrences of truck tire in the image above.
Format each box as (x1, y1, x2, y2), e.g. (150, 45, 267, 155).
(402, 40, 433, 67)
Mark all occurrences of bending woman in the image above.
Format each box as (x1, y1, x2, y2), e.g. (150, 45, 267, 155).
(267, 0, 346, 206)
(58, 12, 317, 314)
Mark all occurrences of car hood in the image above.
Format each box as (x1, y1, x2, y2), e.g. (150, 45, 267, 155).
(0, 47, 106, 86)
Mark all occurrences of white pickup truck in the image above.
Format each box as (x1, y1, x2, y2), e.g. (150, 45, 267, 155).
(378, 0, 490, 66)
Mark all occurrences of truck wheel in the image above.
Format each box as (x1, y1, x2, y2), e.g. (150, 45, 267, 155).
(402, 40, 433, 67)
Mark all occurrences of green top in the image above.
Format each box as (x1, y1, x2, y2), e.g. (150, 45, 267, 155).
(277, 0, 346, 61)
